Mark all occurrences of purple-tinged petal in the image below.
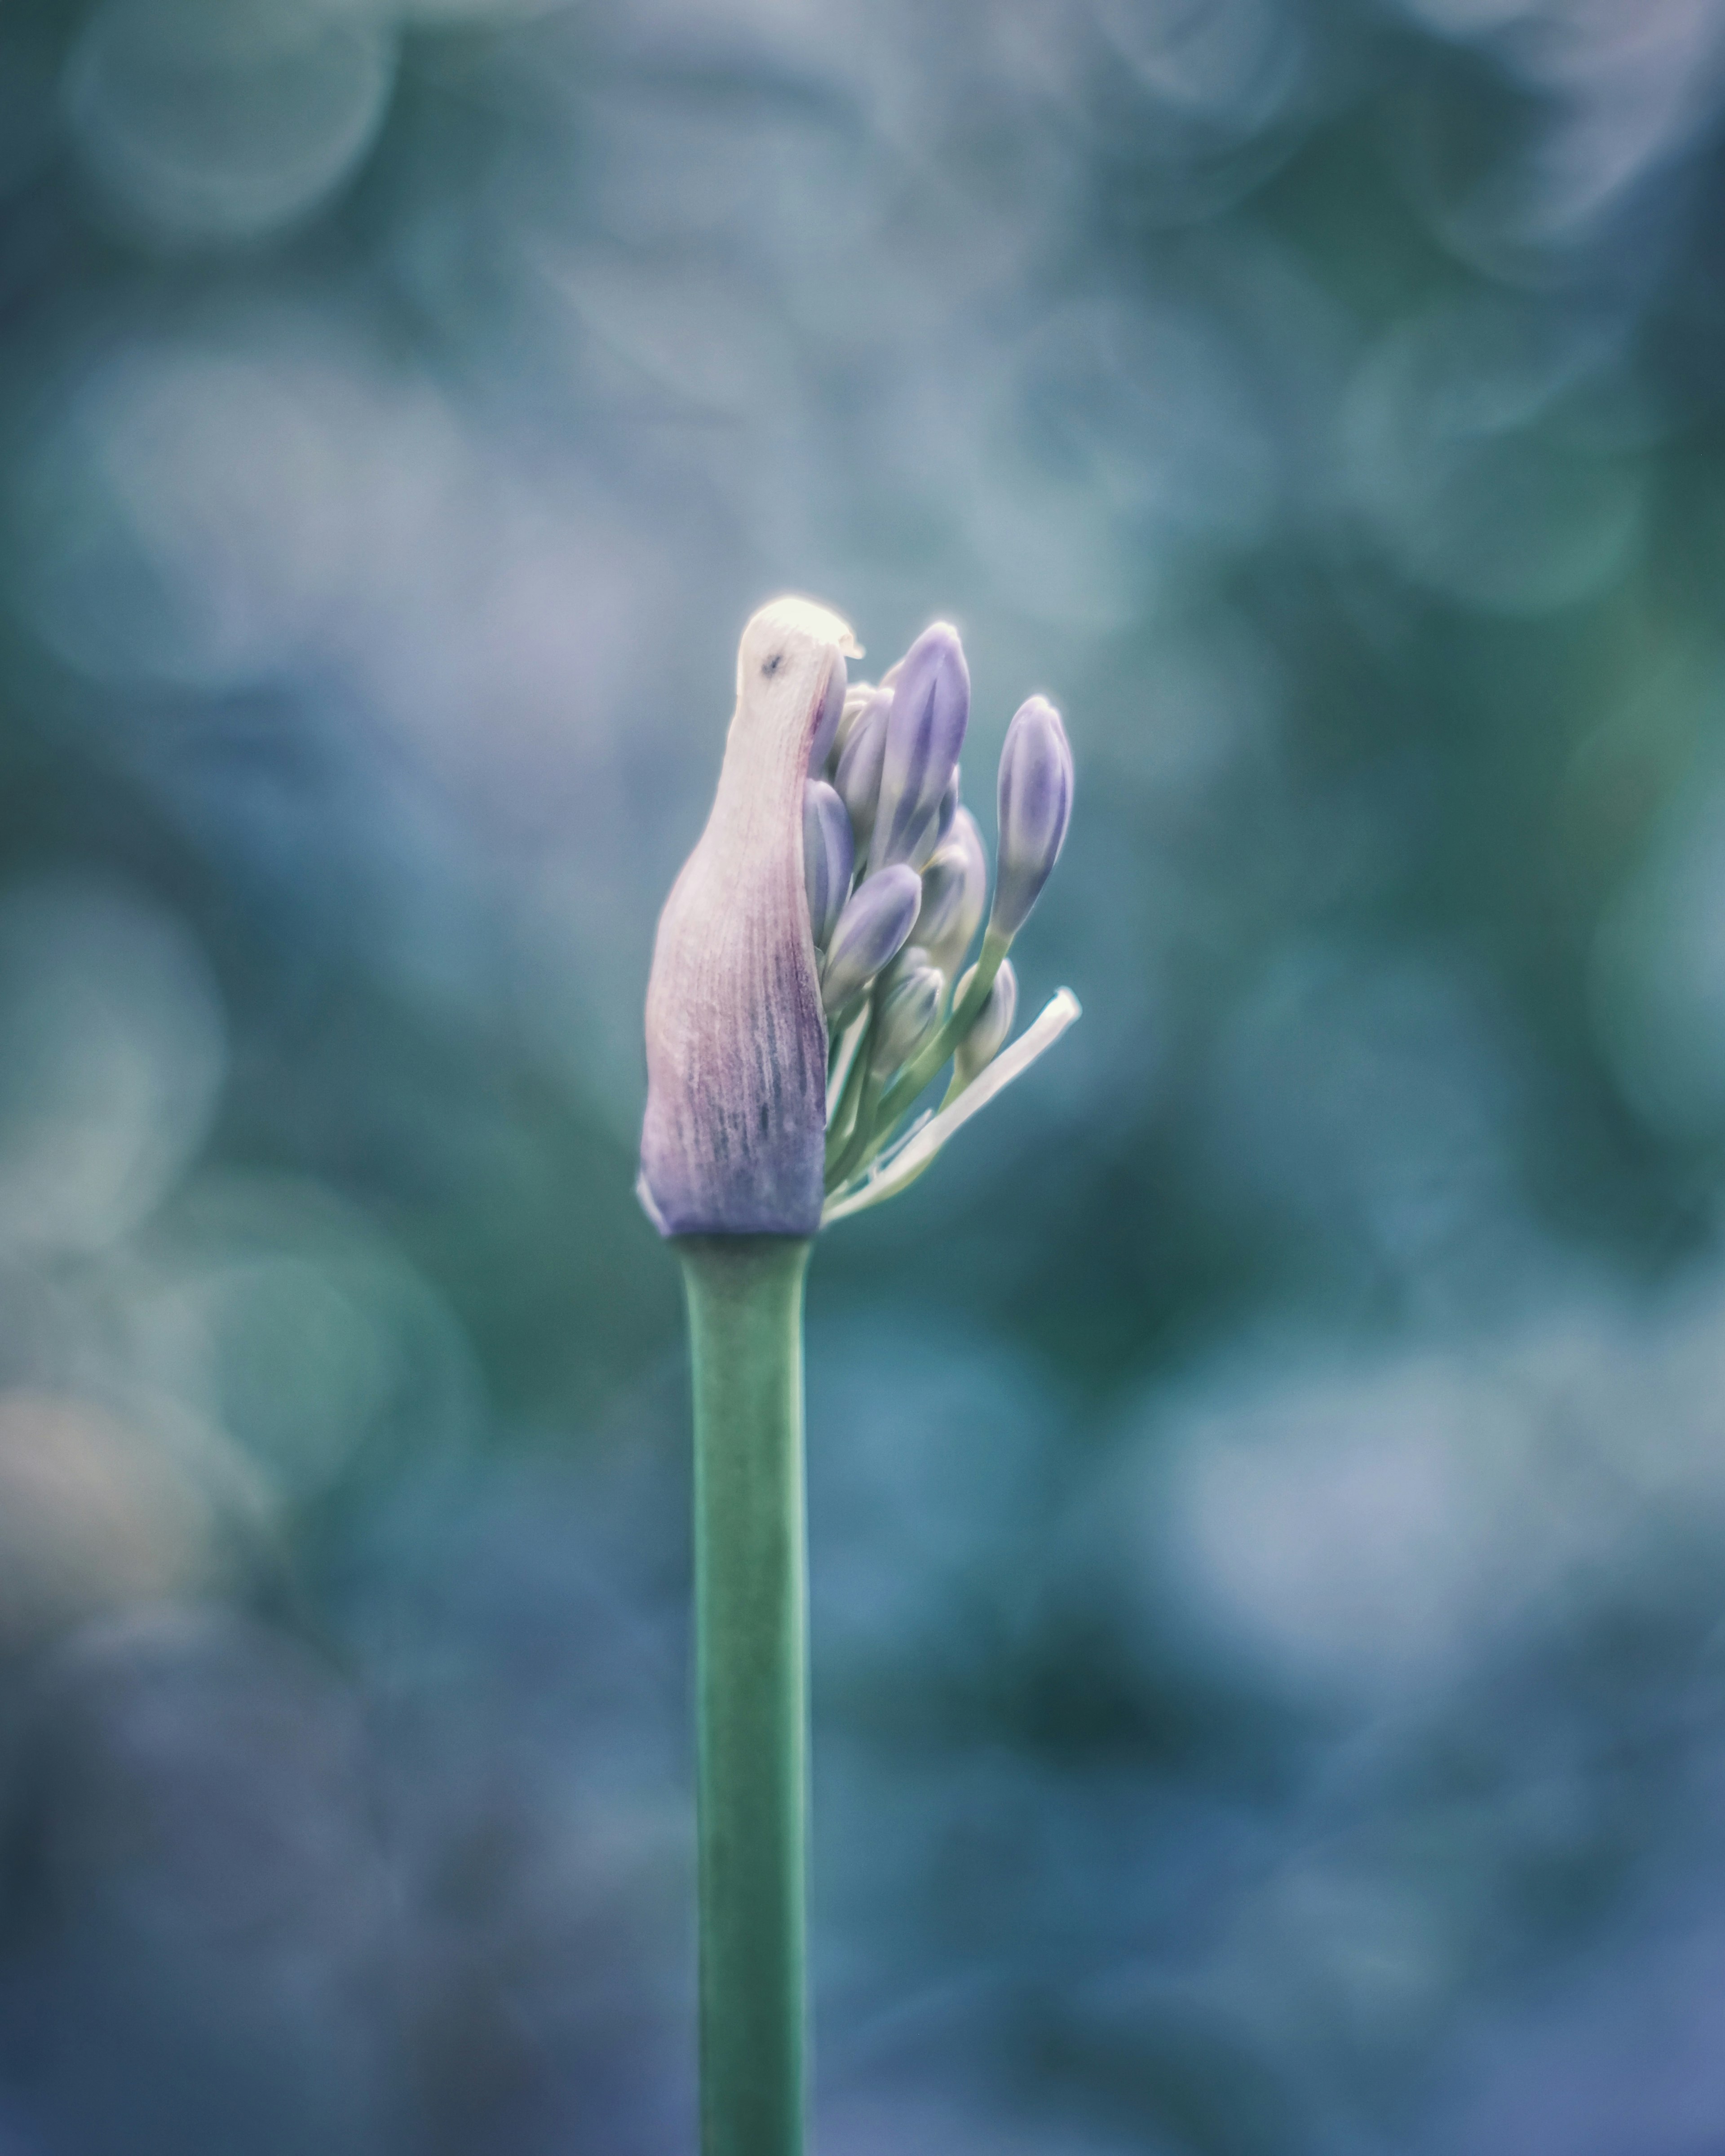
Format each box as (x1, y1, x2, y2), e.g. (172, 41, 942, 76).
(990, 695, 1072, 942)
(639, 595, 859, 1237)
(870, 622, 969, 873)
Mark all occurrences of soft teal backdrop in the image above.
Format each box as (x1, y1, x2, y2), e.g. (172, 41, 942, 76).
(1, 1, 1723, 2150)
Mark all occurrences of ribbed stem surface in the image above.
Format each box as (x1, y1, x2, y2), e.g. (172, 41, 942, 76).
(678, 1234, 813, 2156)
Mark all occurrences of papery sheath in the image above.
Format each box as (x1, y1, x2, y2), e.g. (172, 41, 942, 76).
(638, 596, 858, 1237)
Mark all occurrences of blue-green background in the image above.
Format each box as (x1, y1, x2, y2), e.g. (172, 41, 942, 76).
(2, 1, 1724, 2149)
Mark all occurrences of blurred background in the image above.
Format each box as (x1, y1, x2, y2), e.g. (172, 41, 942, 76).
(1, 0, 1725, 2148)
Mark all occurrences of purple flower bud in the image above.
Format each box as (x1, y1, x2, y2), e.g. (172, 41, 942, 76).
(803, 779, 853, 950)
(913, 806, 987, 981)
(953, 957, 1017, 1086)
(829, 683, 875, 771)
(870, 623, 969, 873)
(871, 954, 944, 1075)
(820, 863, 921, 1016)
(834, 687, 889, 847)
(935, 767, 960, 845)
(809, 653, 847, 771)
(639, 595, 860, 1237)
(990, 695, 1072, 943)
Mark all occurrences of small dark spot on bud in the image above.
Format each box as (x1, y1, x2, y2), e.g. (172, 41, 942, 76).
(763, 651, 784, 677)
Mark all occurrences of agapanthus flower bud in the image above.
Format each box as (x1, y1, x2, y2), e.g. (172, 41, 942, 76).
(870, 623, 969, 873)
(989, 694, 1073, 943)
(834, 688, 889, 847)
(953, 957, 1017, 1087)
(809, 654, 848, 771)
(804, 780, 854, 951)
(935, 769, 960, 846)
(639, 595, 860, 1237)
(819, 863, 921, 1016)
(829, 684, 875, 771)
(913, 806, 987, 981)
(871, 954, 944, 1075)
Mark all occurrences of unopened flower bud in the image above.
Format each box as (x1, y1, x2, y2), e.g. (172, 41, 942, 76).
(914, 806, 987, 980)
(830, 683, 875, 770)
(804, 779, 854, 950)
(820, 863, 921, 1016)
(935, 769, 960, 846)
(809, 653, 848, 770)
(989, 695, 1072, 943)
(870, 623, 969, 873)
(640, 595, 860, 1237)
(835, 687, 890, 847)
(953, 957, 1017, 1087)
(871, 955, 944, 1075)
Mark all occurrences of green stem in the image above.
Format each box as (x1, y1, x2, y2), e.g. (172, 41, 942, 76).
(677, 1234, 814, 2156)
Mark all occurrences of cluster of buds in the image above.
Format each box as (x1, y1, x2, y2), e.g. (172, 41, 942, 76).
(639, 597, 1075, 1237)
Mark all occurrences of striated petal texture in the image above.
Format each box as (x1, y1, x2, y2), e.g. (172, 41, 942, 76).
(639, 595, 858, 1236)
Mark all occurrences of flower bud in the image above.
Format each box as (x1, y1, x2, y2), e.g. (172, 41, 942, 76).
(830, 683, 875, 770)
(989, 695, 1072, 943)
(804, 779, 854, 950)
(639, 594, 860, 1237)
(835, 687, 890, 848)
(935, 768, 960, 846)
(871, 955, 944, 1075)
(953, 957, 1017, 1087)
(870, 623, 969, 873)
(809, 653, 848, 771)
(820, 863, 921, 1016)
(913, 806, 987, 981)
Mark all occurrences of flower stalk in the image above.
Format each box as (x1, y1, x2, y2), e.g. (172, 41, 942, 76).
(679, 1234, 813, 2156)
(640, 596, 1077, 2156)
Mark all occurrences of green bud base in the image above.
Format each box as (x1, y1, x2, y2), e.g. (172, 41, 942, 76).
(677, 1233, 814, 2156)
